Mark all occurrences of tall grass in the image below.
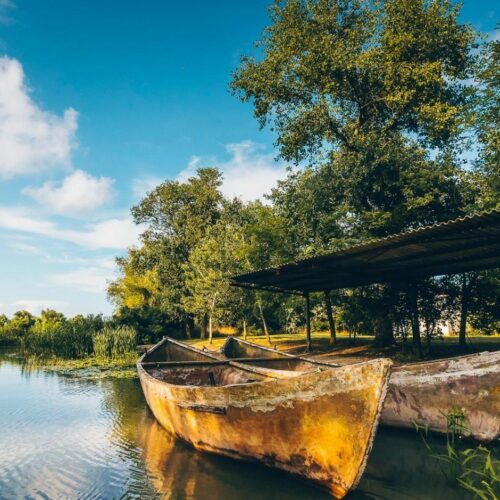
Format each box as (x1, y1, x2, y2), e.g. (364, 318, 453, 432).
(93, 326, 137, 360)
(417, 408, 499, 499)
(23, 321, 94, 358)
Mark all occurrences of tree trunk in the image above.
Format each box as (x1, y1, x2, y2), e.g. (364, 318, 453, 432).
(257, 299, 271, 344)
(373, 285, 394, 347)
(208, 314, 213, 345)
(373, 316, 394, 347)
(243, 320, 247, 340)
(200, 313, 208, 340)
(185, 317, 194, 339)
(459, 274, 469, 348)
(324, 291, 337, 344)
(305, 293, 312, 351)
(407, 285, 422, 358)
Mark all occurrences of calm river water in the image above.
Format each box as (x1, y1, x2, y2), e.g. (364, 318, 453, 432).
(0, 350, 473, 499)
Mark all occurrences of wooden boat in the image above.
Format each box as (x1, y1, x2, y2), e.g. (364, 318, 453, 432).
(221, 337, 500, 442)
(382, 351, 500, 442)
(138, 337, 392, 498)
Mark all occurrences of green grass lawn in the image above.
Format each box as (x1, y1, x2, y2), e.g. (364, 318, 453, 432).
(186, 330, 500, 363)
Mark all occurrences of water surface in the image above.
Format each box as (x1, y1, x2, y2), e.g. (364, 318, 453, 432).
(0, 350, 472, 499)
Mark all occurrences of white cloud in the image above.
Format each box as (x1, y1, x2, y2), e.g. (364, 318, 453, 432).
(0, 207, 142, 249)
(177, 140, 288, 202)
(8, 299, 70, 316)
(0, 0, 14, 24)
(6, 243, 98, 265)
(80, 218, 142, 249)
(8, 242, 40, 254)
(132, 176, 163, 200)
(23, 170, 115, 215)
(49, 266, 113, 294)
(47, 255, 118, 295)
(43, 253, 89, 265)
(0, 56, 77, 178)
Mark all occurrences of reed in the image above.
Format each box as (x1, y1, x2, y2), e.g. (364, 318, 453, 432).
(417, 408, 499, 499)
(23, 321, 94, 358)
(93, 326, 137, 360)
(0, 328, 20, 346)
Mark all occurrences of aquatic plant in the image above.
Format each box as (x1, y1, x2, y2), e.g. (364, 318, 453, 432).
(416, 408, 499, 499)
(93, 326, 137, 360)
(23, 314, 103, 358)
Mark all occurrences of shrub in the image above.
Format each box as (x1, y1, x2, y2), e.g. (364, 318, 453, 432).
(0, 326, 20, 347)
(55, 321, 93, 358)
(111, 306, 173, 344)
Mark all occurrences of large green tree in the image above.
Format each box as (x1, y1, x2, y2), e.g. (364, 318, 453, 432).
(475, 34, 500, 209)
(109, 168, 224, 335)
(183, 219, 246, 343)
(231, 0, 479, 351)
(232, 0, 475, 159)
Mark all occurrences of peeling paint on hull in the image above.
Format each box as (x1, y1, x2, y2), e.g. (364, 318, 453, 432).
(222, 338, 500, 442)
(138, 338, 392, 498)
(381, 351, 500, 442)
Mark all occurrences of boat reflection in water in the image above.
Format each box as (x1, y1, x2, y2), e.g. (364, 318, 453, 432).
(136, 412, 332, 499)
(136, 408, 473, 500)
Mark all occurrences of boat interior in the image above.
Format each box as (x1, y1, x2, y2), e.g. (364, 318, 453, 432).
(140, 338, 274, 387)
(222, 336, 324, 372)
(146, 365, 269, 386)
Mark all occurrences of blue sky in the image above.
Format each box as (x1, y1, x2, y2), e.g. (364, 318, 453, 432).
(0, 1, 498, 317)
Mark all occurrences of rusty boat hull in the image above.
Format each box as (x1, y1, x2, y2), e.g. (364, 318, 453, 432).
(382, 351, 500, 442)
(138, 337, 392, 498)
(222, 337, 500, 442)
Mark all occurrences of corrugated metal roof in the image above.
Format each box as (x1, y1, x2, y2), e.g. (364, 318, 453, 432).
(231, 210, 500, 295)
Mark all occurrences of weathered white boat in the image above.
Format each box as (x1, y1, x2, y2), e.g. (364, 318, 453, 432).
(221, 337, 500, 442)
(138, 337, 392, 498)
(382, 351, 500, 442)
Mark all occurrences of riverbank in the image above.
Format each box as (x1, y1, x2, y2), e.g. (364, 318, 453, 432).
(3, 350, 138, 379)
(9, 331, 499, 379)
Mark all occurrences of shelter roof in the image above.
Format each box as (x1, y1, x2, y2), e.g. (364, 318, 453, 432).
(230, 210, 500, 295)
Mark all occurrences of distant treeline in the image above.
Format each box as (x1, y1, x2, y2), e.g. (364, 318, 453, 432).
(0, 310, 137, 360)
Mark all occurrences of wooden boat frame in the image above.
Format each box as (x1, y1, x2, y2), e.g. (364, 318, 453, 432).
(138, 337, 392, 498)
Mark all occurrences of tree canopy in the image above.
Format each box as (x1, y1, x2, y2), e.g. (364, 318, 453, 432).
(104, 1, 498, 354)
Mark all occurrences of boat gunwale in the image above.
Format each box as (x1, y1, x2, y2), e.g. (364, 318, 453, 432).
(222, 336, 298, 358)
(224, 336, 498, 374)
(393, 350, 493, 370)
(221, 335, 341, 368)
(137, 337, 279, 390)
(138, 337, 391, 393)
